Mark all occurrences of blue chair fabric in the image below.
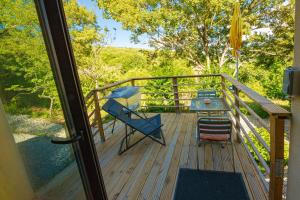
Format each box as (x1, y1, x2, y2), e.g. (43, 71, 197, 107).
(102, 99, 165, 154)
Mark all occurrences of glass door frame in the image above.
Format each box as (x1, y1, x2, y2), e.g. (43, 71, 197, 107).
(34, 0, 108, 199)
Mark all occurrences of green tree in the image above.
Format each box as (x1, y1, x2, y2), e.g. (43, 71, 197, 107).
(243, 0, 295, 66)
(79, 46, 122, 93)
(98, 0, 284, 74)
(0, 0, 103, 116)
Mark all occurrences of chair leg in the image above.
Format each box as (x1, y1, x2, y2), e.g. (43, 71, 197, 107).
(111, 117, 117, 134)
(118, 131, 147, 155)
(160, 130, 166, 145)
(125, 125, 128, 149)
(147, 129, 166, 146)
(118, 128, 166, 155)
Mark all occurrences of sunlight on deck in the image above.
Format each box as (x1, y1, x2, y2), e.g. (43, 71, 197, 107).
(39, 113, 268, 200)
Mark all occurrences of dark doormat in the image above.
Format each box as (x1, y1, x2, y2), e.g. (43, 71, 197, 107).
(174, 168, 250, 200)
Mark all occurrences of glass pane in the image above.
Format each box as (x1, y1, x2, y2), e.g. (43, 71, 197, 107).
(0, 0, 86, 199)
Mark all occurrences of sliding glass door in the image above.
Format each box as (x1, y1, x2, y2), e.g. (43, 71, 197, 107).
(0, 0, 107, 199)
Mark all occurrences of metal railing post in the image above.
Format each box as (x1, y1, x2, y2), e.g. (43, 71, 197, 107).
(234, 86, 241, 142)
(172, 77, 180, 113)
(221, 76, 226, 99)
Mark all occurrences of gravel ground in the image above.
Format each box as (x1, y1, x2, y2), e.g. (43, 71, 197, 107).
(8, 115, 74, 190)
(16, 135, 74, 190)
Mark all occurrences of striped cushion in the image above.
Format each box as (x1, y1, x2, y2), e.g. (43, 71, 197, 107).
(200, 134, 230, 141)
(198, 117, 232, 142)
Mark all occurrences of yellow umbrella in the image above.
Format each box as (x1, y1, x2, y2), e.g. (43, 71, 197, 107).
(229, 1, 242, 80)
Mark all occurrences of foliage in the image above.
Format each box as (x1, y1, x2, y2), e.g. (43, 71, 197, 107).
(98, 0, 294, 114)
(247, 102, 269, 119)
(243, 0, 295, 66)
(143, 52, 193, 107)
(246, 128, 289, 173)
(0, 0, 103, 116)
(100, 47, 148, 73)
(98, 0, 293, 74)
(78, 46, 122, 94)
(260, 62, 286, 99)
(238, 61, 288, 100)
(1, 0, 294, 120)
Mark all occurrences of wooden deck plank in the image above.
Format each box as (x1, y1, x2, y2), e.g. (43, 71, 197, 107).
(115, 139, 162, 200)
(179, 114, 196, 169)
(235, 143, 268, 200)
(115, 113, 177, 200)
(151, 114, 187, 199)
(232, 143, 255, 200)
(204, 144, 213, 170)
(38, 113, 269, 200)
(138, 114, 182, 199)
(220, 144, 234, 172)
(123, 113, 178, 200)
(187, 114, 198, 169)
(197, 144, 205, 170)
(159, 114, 191, 200)
(212, 144, 223, 171)
(107, 140, 152, 199)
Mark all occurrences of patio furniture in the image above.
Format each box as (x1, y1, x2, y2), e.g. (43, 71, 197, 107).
(102, 99, 166, 154)
(190, 97, 230, 117)
(197, 117, 232, 144)
(197, 90, 217, 98)
(173, 168, 250, 200)
(197, 116, 235, 171)
(105, 86, 142, 134)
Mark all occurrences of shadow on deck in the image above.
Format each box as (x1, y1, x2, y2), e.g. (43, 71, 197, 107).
(38, 113, 268, 200)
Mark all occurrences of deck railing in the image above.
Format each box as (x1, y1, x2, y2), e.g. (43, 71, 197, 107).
(85, 74, 290, 200)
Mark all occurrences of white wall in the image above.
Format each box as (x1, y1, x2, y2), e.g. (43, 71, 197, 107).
(0, 100, 34, 200)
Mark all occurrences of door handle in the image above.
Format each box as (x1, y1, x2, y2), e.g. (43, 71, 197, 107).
(51, 134, 82, 144)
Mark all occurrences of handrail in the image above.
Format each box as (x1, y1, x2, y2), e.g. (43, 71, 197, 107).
(237, 118, 271, 174)
(93, 79, 132, 92)
(84, 74, 222, 141)
(223, 90, 271, 153)
(232, 122, 270, 189)
(221, 74, 290, 200)
(85, 73, 290, 200)
(132, 74, 221, 80)
(222, 74, 290, 117)
(226, 87, 270, 131)
(90, 74, 221, 92)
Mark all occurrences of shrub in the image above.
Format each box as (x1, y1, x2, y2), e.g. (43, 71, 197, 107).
(246, 127, 289, 173)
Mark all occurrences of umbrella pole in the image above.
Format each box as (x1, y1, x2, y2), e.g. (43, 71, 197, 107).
(236, 55, 239, 80)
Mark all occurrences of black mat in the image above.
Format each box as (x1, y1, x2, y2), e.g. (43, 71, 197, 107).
(174, 168, 250, 200)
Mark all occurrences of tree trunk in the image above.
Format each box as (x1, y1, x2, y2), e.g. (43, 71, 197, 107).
(206, 55, 211, 72)
(49, 98, 54, 117)
(95, 80, 99, 89)
(219, 45, 229, 68)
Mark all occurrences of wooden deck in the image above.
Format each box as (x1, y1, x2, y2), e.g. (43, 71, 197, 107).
(39, 113, 268, 200)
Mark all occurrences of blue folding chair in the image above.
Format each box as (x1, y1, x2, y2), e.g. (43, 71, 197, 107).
(102, 99, 166, 154)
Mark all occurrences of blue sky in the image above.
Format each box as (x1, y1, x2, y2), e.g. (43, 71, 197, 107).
(77, 0, 151, 49)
